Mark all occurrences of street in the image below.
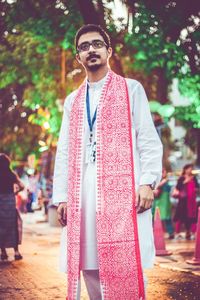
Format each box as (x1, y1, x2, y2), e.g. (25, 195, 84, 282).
(0, 211, 200, 300)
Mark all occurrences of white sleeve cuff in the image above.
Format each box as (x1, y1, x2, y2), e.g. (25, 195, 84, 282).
(139, 173, 158, 187)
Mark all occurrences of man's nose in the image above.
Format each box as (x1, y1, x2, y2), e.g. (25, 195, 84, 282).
(88, 44, 95, 51)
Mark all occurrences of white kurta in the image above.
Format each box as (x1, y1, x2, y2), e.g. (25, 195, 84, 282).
(53, 75, 163, 272)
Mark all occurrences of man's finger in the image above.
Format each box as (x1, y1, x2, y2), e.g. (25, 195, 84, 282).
(137, 205, 151, 214)
(59, 219, 66, 226)
(62, 206, 67, 221)
(58, 214, 67, 226)
(57, 204, 67, 226)
(58, 209, 65, 226)
(143, 197, 153, 209)
(137, 196, 153, 213)
(137, 206, 146, 214)
(135, 192, 139, 208)
(136, 197, 144, 213)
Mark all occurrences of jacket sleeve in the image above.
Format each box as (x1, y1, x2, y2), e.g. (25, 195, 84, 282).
(52, 97, 71, 205)
(133, 82, 163, 187)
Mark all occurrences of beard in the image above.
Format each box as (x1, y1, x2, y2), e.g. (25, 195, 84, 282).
(86, 53, 102, 72)
(87, 63, 102, 72)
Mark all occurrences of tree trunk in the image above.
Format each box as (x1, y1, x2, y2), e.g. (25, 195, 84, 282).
(155, 67, 169, 104)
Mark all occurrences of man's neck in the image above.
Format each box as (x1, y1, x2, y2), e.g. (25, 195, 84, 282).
(87, 66, 109, 83)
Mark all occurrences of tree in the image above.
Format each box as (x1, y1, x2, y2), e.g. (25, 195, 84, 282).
(0, 0, 82, 160)
(123, 0, 200, 163)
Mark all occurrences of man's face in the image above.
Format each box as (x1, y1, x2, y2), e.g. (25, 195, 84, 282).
(76, 31, 112, 72)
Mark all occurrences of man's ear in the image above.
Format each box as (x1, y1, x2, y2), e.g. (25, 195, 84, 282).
(76, 53, 81, 64)
(107, 47, 112, 58)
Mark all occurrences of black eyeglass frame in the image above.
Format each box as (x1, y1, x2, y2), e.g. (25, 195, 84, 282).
(77, 39, 108, 53)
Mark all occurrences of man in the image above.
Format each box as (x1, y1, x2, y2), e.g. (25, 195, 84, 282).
(53, 24, 162, 300)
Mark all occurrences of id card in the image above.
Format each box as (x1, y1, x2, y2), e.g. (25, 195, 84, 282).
(85, 142, 96, 164)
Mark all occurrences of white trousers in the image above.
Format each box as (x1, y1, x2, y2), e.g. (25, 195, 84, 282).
(76, 270, 147, 300)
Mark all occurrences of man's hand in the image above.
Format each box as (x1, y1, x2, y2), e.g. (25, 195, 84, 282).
(57, 202, 67, 226)
(136, 185, 154, 214)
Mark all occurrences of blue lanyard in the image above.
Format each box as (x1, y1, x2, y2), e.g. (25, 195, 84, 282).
(86, 84, 97, 142)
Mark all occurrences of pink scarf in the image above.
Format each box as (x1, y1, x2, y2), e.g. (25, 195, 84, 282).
(67, 70, 145, 299)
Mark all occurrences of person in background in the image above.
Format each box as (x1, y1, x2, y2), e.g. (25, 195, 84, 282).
(27, 170, 39, 212)
(40, 176, 53, 217)
(15, 166, 29, 213)
(174, 163, 199, 240)
(0, 153, 24, 260)
(153, 169, 174, 239)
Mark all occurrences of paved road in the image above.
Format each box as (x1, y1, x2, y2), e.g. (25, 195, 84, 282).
(0, 211, 200, 300)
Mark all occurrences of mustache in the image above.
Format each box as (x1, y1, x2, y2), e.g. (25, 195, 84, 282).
(86, 53, 101, 61)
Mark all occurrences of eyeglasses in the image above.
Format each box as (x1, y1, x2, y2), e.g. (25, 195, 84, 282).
(77, 39, 107, 52)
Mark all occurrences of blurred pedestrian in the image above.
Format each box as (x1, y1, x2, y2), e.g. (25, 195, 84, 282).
(44, 176, 53, 215)
(153, 169, 174, 239)
(0, 153, 24, 260)
(39, 175, 53, 218)
(27, 170, 39, 212)
(15, 166, 29, 213)
(173, 164, 199, 239)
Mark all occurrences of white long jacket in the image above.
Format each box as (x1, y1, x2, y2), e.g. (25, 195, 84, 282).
(53, 76, 163, 272)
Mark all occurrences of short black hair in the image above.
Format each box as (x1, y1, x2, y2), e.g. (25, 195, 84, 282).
(75, 24, 111, 50)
